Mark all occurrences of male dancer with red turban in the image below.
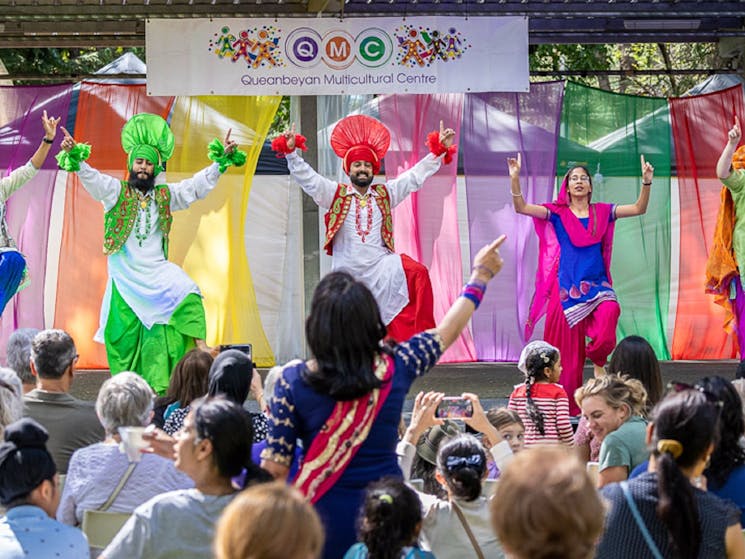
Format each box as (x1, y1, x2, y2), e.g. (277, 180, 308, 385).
(273, 116, 456, 341)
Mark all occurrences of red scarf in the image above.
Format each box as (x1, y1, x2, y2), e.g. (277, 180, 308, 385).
(294, 354, 395, 503)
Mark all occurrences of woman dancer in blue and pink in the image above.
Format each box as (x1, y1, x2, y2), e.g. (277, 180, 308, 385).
(508, 153, 654, 415)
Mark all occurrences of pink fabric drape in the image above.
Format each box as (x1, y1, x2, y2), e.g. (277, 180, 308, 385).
(378, 94, 474, 362)
(0, 85, 72, 361)
(670, 84, 745, 359)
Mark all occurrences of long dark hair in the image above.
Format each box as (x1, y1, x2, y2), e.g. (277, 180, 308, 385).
(191, 397, 271, 487)
(358, 477, 423, 559)
(207, 350, 252, 405)
(157, 349, 212, 409)
(523, 346, 560, 437)
(304, 271, 392, 400)
(696, 376, 745, 489)
(651, 389, 720, 558)
(608, 335, 663, 413)
(437, 434, 486, 502)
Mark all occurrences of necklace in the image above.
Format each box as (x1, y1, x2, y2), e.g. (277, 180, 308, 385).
(134, 191, 153, 247)
(354, 194, 373, 242)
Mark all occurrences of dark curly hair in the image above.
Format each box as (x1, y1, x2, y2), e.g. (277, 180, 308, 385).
(358, 477, 422, 559)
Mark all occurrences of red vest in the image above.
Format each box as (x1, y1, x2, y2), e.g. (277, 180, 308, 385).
(323, 183, 394, 256)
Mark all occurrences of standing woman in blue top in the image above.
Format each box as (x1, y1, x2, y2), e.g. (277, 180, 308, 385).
(508, 153, 654, 415)
(0, 110, 60, 315)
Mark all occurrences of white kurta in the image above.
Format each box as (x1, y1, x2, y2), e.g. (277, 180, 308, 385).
(0, 161, 38, 253)
(286, 151, 442, 325)
(76, 162, 222, 341)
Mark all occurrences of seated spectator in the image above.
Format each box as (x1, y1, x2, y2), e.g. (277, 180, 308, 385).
(57, 372, 193, 526)
(157, 349, 213, 432)
(0, 418, 90, 558)
(0, 368, 22, 437)
(697, 377, 745, 517)
(491, 445, 604, 559)
(733, 361, 745, 421)
(417, 434, 505, 558)
(6, 328, 39, 394)
(484, 408, 525, 478)
(214, 481, 324, 559)
(345, 477, 433, 559)
(208, 349, 268, 441)
(575, 374, 648, 487)
(508, 341, 574, 446)
(23, 329, 104, 473)
(575, 335, 663, 462)
(101, 397, 271, 559)
(595, 388, 744, 558)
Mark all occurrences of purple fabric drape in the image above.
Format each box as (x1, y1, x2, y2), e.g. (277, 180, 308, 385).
(0, 85, 73, 357)
(463, 83, 565, 361)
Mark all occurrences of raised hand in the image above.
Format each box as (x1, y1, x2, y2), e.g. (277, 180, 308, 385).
(282, 122, 297, 151)
(727, 116, 741, 147)
(507, 152, 522, 180)
(59, 126, 76, 153)
(41, 110, 61, 141)
(439, 120, 456, 148)
(224, 128, 238, 155)
(471, 234, 506, 283)
(640, 154, 654, 183)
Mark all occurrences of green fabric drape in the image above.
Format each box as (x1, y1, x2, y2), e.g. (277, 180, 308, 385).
(558, 82, 672, 359)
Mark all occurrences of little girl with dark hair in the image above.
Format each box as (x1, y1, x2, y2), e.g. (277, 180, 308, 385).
(344, 478, 433, 559)
(508, 341, 574, 446)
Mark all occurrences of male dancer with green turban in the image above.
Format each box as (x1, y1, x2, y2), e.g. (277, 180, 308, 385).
(57, 114, 245, 394)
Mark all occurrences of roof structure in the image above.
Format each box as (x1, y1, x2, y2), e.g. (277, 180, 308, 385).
(0, 0, 741, 48)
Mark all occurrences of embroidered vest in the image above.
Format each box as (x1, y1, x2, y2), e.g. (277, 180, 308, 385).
(103, 183, 173, 257)
(323, 183, 394, 256)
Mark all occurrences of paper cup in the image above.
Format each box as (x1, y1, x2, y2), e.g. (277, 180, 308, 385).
(118, 426, 148, 463)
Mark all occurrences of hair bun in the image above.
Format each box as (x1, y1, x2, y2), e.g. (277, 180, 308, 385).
(3, 418, 48, 448)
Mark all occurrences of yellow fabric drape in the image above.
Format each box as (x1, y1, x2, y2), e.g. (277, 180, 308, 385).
(167, 95, 281, 366)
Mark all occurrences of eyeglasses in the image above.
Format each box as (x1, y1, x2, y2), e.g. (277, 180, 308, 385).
(666, 381, 724, 409)
(568, 175, 590, 182)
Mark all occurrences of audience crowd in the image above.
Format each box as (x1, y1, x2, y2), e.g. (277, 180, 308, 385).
(1, 241, 744, 558)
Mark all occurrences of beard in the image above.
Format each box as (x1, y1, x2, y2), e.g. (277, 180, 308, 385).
(128, 170, 155, 193)
(350, 172, 373, 188)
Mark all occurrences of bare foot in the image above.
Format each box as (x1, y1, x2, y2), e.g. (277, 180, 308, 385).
(593, 364, 606, 378)
(196, 339, 220, 358)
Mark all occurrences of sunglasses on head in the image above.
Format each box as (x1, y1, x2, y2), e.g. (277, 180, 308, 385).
(667, 381, 724, 409)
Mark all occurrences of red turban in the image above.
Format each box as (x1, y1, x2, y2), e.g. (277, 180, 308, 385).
(330, 115, 390, 176)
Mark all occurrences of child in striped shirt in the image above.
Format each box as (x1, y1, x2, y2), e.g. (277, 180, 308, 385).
(508, 341, 574, 446)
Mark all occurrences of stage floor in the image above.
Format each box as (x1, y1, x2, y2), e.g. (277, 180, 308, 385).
(72, 360, 740, 407)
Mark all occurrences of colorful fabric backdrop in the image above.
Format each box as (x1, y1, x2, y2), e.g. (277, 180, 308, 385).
(0, 80, 742, 368)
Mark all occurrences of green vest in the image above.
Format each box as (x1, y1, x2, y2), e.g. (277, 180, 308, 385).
(103, 182, 173, 257)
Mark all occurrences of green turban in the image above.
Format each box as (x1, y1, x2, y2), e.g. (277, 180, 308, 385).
(121, 113, 175, 176)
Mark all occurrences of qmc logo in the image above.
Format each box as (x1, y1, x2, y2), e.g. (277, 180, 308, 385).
(285, 27, 394, 69)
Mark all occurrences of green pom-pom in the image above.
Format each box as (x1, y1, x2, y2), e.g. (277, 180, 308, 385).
(56, 143, 91, 172)
(208, 138, 247, 173)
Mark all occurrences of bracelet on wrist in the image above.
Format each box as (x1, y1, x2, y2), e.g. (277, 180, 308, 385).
(471, 265, 494, 279)
(511, 191, 523, 197)
(42, 137, 54, 144)
(461, 282, 487, 309)
(642, 181, 652, 186)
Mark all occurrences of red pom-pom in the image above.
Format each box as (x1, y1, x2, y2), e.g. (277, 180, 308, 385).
(270, 134, 307, 158)
(426, 130, 457, 165)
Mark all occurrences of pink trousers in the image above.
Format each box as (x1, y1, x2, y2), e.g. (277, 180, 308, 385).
(544, 292, 620, 416)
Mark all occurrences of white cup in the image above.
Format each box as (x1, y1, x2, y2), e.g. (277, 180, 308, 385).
(118, 426, 148, 463)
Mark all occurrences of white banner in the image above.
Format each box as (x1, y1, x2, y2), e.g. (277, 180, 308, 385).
(146, 17, 528, 96)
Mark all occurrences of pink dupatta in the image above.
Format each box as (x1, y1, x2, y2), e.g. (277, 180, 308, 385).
(525, 175, 616, 338)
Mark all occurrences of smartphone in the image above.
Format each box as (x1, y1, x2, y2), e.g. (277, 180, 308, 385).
(219, 343, 253, 363)
(435, 397, 473, 419)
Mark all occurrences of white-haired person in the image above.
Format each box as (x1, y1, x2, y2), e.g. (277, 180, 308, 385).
(57, 372, 192, 526)
(0, 368, 23, 438)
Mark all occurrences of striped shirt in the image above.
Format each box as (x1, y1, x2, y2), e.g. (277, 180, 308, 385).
(508, 382, 574, 446)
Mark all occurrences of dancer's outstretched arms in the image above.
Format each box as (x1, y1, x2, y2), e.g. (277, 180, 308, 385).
(435, 235, 505, 350)
(507, 153, 548, 219)
(717, 116, 741, 180)
(615, 154, 654, 219)
(30, 110, 61, 170)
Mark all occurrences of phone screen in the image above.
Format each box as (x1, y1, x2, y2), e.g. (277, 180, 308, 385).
(435, 397, 473, 419)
